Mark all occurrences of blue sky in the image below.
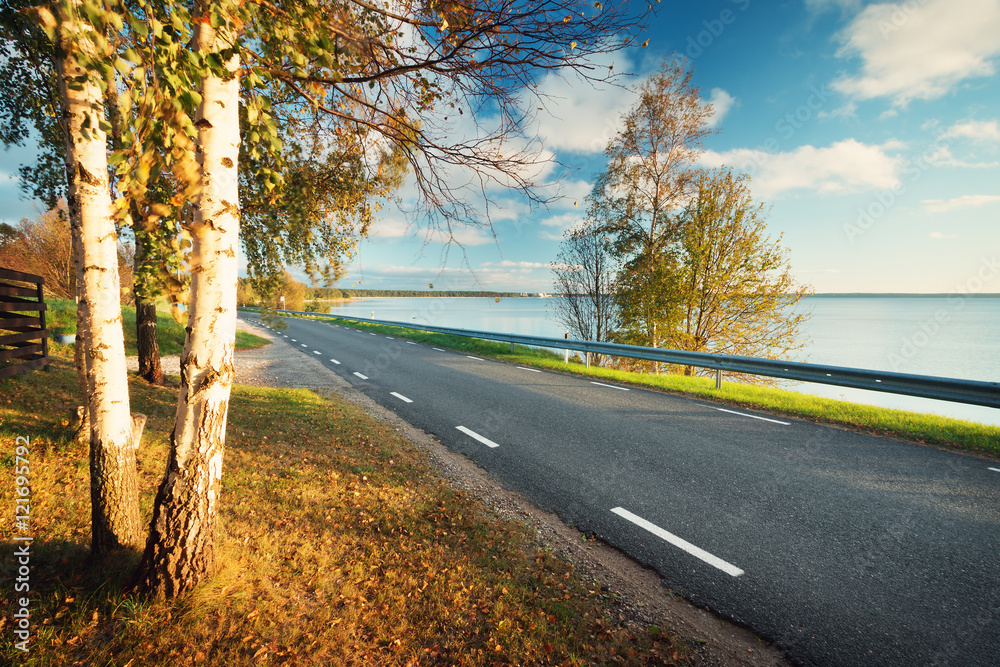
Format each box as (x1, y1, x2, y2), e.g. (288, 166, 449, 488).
(3, 0, 998, 294)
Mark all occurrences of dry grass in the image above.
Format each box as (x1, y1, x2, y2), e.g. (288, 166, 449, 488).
(0, 352, 688, 665)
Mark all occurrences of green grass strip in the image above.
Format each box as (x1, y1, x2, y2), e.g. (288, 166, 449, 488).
(48, 298, 270, 355)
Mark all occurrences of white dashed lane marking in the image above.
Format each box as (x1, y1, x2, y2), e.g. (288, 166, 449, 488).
(517, 366, 542, 373)
(712, 407, 789, 426)
(390, 392, 413, 403)
(353, 372, 368, 380)
(611, 507, 744, 578)
(456, 426, 500, 449)
(433, 348, 445, 352)
(313, 350, 321, 355)
(467, 356, 485, 361)
(330, 359, 341, 365)
(591, 381, 629, 391)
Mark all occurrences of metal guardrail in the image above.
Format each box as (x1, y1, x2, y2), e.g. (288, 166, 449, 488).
(0, 268, 50, 380)
(254, 308, 1000, 410)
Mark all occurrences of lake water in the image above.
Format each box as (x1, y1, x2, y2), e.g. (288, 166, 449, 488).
(329, 296, 1000, 426)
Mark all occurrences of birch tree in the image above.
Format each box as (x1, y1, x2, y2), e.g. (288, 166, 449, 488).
(1, 0, 177, 385)
(551, 224, 618, 365)
(590, 57, 715, 351)
(40, 0, 144, 553)
(133, 4, 243, 597)
(130, 0, 651, 597)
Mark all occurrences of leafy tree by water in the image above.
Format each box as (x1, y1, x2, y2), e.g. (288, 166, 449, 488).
(551, 223, 618, 365)
(589, 57, 715, 353)
(583, 60, 809, 376)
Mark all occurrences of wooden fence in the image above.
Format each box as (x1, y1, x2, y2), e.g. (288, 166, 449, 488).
(0, 268, 51, 380)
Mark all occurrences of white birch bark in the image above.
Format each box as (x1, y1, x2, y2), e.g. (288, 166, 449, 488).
(137, 15, 241, 597)
(54, 2, 142, 552)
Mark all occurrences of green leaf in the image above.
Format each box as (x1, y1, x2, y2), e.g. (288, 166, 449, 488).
(128, 15, 148, 38)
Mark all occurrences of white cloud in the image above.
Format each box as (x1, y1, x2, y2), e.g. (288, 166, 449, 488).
(368, 216, 413, 239)
(706, 88, 736, 128)
(422, 225, 496, 247)
(368, 211, 495, 246)
(531, 211, 586, 241)
(919, 142, 1000, 169)
(552, 179, 592, 208)
(929, 232, 958, 239)
(699, 139, 904, 198)
(921, 194, 1000, 212)
(539, 212, 584, 229)
(493, 260, 549, 269)
(942, 119, 1000, 142)
(831, 0, 1000, 106)
(527, 54, 640, 155)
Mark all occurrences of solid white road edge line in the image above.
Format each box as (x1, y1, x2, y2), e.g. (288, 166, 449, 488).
(989, 467, 1000, 473)
(330, 359, 341, 365)
(433, 348, 445, 352)
(353, 372, 368, 379)
(516, 366, 542, 373)
(591, 381, 629, 391)
(466, 355, 485, 361)
(714, 407, 790, 426)
(406, 341, 417, 345)
(390, 392, 413, 403)
(456, 426, 500, 448)
(611, 507, 745, 578)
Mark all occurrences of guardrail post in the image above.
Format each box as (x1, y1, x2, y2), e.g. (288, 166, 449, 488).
(586, 352, 591, 368)
(564, 331, 569, 363)
(715, 368, 722, 389)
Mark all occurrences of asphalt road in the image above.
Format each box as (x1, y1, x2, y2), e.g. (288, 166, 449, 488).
(242, 312, 1000, 667)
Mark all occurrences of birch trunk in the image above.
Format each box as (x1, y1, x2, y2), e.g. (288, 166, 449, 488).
(54, 4, 142, 553)
(136, 17, 241, 597)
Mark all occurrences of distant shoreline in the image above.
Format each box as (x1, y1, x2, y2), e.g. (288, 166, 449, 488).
(807, 293, 1000, 298)
(323, 292, 999, 299)
(333, 290, 546, 299)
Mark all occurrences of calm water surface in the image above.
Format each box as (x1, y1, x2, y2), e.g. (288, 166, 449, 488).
(329, 296, 1000, 426)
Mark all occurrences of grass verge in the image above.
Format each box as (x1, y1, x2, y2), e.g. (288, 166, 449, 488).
(46, 298, 269, 355)
(0, 351, 688, 665)
(272, 311, 1000, 457)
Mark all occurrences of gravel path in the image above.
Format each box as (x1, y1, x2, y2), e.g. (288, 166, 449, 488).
(132, 318, 789, 667)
